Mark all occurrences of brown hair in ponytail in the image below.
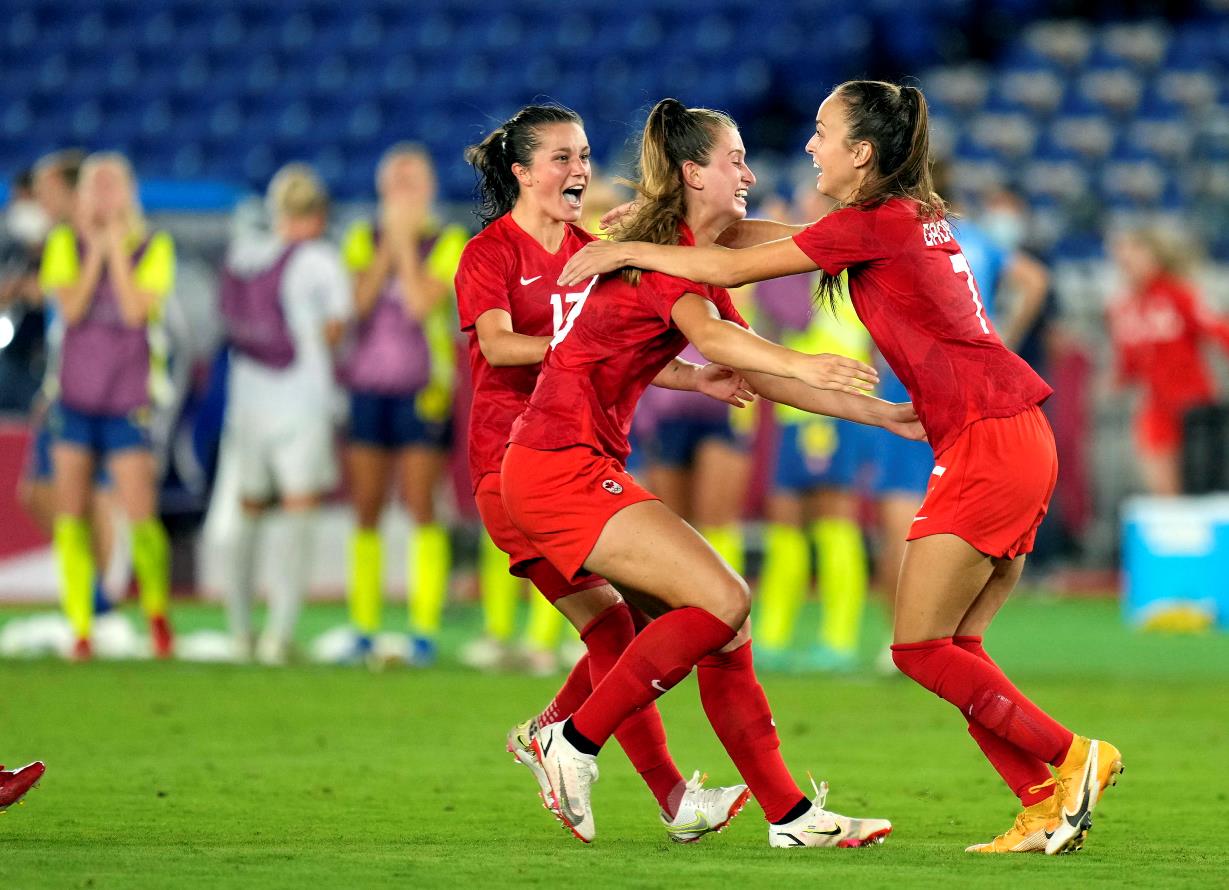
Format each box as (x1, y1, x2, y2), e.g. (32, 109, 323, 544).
(815, 80, 946, 308)
(610, 98, 736, 284)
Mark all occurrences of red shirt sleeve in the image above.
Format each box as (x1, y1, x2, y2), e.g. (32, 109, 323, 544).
(791, 205, 888, 276)
(709, 286, 750, 329)
(455, 239, 511, 332)
(1167, 278, 1229, 354)
(639, 271, 710, 325)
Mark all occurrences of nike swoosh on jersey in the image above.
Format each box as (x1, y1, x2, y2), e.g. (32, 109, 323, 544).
(520, 275, 542, 285)
(650, 679, 668, 693)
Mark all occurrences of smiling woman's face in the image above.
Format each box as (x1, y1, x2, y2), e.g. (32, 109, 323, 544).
(804, 94, 864, 203)
(515, 122, 591, 224)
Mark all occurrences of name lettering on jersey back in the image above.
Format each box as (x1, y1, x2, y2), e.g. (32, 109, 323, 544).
(922, 219, 954, 247)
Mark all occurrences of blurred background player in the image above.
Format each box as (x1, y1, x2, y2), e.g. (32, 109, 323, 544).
(753, 186, 872, 673)
(338, 144, 467, 666)
(635, 341, 751, 578)
(40, 153, 175, 659)
(18, 151, 122, 624)
(218, 163, 349, 664)
(1107, 226, 1229, 496)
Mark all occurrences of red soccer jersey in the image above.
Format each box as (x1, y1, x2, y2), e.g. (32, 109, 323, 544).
(455, 214, 596, 490)
(1109, 273, 1229, 413)
(792, 197, 1052, 456)
(509, 224, 747, 464)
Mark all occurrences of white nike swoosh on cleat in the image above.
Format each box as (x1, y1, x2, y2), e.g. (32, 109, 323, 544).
(520, 275, 542, 285)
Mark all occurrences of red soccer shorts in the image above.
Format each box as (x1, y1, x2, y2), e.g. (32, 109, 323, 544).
(474, 471, 607, 603)
(501, 443, 659, 583)
(907, 405, 1057, 560)
(1135, 402, 1183, 456)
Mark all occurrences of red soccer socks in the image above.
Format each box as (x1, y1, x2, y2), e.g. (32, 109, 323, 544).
(569, 606, 735, 748)
(697, 641, 807, 823)
(953, 635, 1056, 805)
(891, 637, 1073, 767)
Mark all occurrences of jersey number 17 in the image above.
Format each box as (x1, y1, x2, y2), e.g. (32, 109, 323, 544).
(549, 275, 599, 348)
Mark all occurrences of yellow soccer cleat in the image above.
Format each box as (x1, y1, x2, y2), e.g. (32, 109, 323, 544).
(965, 780, 1057, 854)
(1044, 736, 1125, 855)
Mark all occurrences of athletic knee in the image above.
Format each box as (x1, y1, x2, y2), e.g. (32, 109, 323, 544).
(708, 573, 751, 630)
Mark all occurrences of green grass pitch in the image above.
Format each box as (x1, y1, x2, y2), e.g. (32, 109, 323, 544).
(2, 595, 1227, 888)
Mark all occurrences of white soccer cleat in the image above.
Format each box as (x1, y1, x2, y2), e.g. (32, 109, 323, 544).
(506, 717, 557, 815)
(661, 771, 751, 843)
(532, 721, 599, 843)
(768, 777, 893, 849)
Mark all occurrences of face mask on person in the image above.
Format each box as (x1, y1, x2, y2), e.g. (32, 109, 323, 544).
(982, 210, 1026, 251)
(6, 199, 50, 247)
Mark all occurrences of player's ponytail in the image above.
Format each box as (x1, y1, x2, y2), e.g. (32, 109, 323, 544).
(815, 81, 947, 309)
(830, 80, 944, 218)
(612, 98, 737, 284)
(465, 104, 584, 228)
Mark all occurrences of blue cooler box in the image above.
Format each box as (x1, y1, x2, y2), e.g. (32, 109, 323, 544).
(1122, 495, 1229, 628)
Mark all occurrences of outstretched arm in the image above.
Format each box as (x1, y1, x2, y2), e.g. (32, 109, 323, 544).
(744, 369, 926, 440)
(651, 358, 755, 408)
(671, 293, 877, 394)
(558, 236, 817, 289)
(717, 218, 809, 248)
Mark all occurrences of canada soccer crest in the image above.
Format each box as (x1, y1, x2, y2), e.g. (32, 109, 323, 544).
(601, 479, 623, 495)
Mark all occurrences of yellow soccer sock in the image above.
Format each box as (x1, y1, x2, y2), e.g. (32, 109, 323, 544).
(349, 528, 382, 636)
(479, 532, 519, 643)
(702, 523, 745, 576)
(756, 523, 809, 650)
(54, 516, 95, 639)
(408, 522, 450, 638)
(131, 518, 170, 619)
(523, 590, 564, 652)
(814, 517, 868, 655)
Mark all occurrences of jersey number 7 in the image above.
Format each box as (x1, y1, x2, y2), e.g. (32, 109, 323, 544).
(949, 252, 990, 335)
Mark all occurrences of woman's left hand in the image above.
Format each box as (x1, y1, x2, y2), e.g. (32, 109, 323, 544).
(697, 363, 755, 408)
(558, 241, 628, 287)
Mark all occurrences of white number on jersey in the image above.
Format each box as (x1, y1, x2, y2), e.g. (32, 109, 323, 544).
(548, 275, 599, 348)
(949, 252, 989, 335)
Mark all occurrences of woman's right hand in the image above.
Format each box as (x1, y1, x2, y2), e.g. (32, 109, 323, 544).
(791, 352, 879, 394)
(558, 240, 630, 287)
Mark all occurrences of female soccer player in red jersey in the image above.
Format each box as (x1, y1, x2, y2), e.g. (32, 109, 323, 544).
(1108, 227, 1229, 496)
(559, 81, 1124, 856)
(506, 98, 917, 846)
(456, 104, 753, 844)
